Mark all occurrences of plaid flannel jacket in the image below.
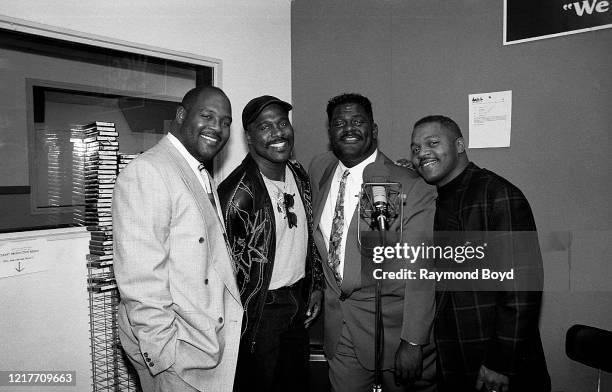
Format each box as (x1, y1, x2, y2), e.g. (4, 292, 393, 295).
(435, 162, 550, 391)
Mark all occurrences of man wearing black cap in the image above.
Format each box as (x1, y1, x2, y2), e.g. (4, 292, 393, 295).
(218, 95, 323, 392)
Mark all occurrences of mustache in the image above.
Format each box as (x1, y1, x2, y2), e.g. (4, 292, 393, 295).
(338, 131, 363, 140)
(267, 138, 290, 146)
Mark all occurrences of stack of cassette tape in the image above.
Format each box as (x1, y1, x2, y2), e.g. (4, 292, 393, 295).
(81, 121, 118, 279)
(71, 121, 139, 391)
(118, 153, 138, 174)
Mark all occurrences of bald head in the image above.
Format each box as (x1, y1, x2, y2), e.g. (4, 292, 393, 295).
(171, 85, 232, 163)
(180, 86, 229, 112)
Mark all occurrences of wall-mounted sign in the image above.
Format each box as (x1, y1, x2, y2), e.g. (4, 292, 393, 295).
(0, 238, 50, 279)
(504, 0, 612, 45)
(468, 91, 512, 149)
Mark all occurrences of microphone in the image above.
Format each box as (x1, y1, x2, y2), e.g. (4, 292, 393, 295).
(363, 161, 392, 230)
(357, 160, 403, 244)
(362, 162, 399, 392)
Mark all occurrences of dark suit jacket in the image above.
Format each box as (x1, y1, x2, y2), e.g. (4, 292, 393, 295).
(309, 150, 437, 370)
(435, 162, 551, 391)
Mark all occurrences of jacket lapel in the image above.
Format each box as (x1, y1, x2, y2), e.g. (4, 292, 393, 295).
(159, 137, 210, 220)
(341, 152, 390, 294)
(341, 207, 361, 294)
(159, 137, 241, 303)
(313, 160, 338, 230)
(312, 159, 341, 294)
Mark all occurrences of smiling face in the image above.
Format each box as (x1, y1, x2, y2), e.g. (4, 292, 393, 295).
(246, 103, 294, 167)
(174, 89, 232, 163)
(328, 102, 378, 167)
(410, 121, 467, 187)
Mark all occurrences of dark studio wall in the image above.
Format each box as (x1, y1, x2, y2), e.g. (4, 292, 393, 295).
(291, 1, 612, 391)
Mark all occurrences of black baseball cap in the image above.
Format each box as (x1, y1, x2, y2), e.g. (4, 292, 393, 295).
(242, 95, 292, 130)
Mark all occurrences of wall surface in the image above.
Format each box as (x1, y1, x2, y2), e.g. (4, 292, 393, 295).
(292, 1, 612, 391)
(0, 1, 293, 389)
(0, 228, 91, 392)
(0, 0, 293, 181)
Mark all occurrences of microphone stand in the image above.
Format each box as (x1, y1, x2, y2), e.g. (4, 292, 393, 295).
(373, 214, 387, 392)
(358, 181, 403, 392)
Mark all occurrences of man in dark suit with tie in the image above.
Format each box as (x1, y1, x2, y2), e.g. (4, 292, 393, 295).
(309, 93, 437, 391)
(410, 115, 550, 392)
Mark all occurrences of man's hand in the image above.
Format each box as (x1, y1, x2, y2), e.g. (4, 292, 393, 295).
(393, 340, 422, 386)
(304, 289, 322, 328)
(394, 158, 414, 170)
(475, 365, 510, 392)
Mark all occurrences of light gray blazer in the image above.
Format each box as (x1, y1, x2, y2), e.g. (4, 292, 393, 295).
(113, 135, 242, 391)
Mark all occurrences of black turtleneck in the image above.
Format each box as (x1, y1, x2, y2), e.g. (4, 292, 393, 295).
(434, 164, 470, 231)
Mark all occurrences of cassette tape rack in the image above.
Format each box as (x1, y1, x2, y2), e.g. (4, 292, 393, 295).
(71, 122, 140, 392)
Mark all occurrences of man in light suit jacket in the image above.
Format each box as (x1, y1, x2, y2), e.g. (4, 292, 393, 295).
(309, 93, 437, 391)
(113, 86, 243, 392)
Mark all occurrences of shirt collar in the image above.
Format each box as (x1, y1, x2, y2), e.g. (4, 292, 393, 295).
(167, 132, 202, 173)
(337, 149, 378, 181)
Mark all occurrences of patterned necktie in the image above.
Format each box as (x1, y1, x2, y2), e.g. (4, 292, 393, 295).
(328, 169, 350, 285)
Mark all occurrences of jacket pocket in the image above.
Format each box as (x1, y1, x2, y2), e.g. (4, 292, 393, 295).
(174, 312, 223, 370)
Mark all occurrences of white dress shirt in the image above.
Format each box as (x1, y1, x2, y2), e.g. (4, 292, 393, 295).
(166, 133, 224, 223)
(319, 150, 378, 278)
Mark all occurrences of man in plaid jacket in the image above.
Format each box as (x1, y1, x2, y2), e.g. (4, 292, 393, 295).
(410, 115, 550, 392)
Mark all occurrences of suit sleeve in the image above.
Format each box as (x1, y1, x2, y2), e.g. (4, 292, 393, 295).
(483, 184, 544, 376)
(400, 177, 437, 345)
(113, 160, 176, 375)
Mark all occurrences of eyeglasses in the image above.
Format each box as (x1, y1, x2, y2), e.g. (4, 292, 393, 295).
(283, 193, 297, 229)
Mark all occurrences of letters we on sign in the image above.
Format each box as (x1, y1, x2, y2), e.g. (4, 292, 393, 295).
(504, 0, 612, 44)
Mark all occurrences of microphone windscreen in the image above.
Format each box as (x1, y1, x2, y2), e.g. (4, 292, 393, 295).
(363, 160, 390, 183)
